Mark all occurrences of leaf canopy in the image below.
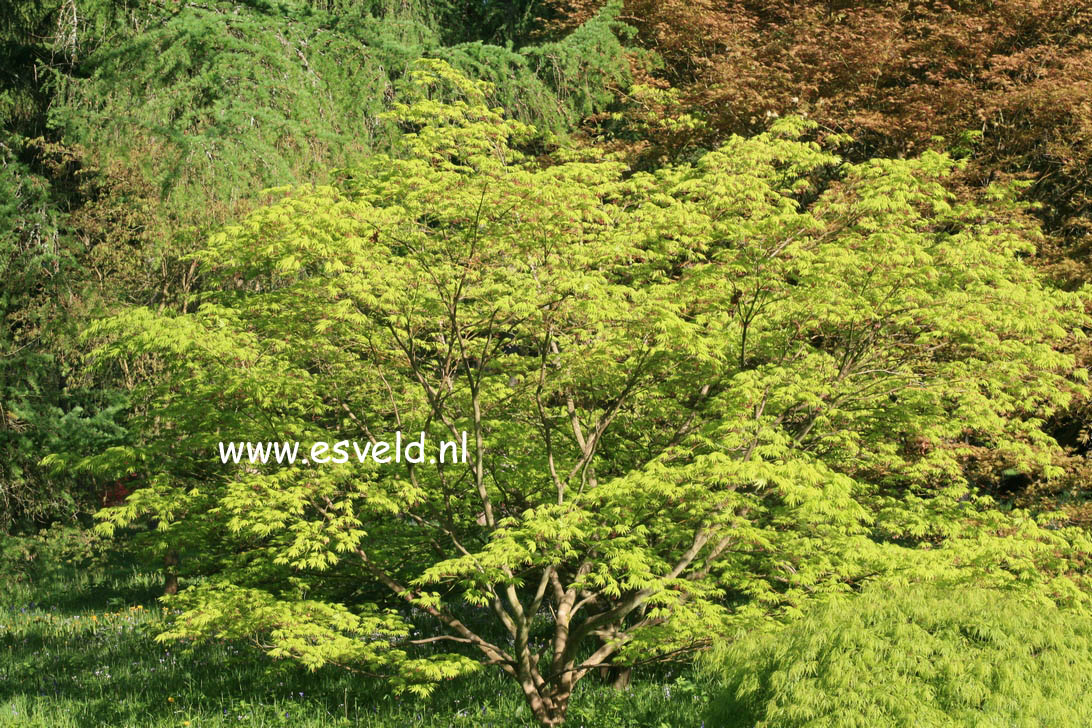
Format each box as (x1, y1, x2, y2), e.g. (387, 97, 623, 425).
(69, 61, 1092, 716)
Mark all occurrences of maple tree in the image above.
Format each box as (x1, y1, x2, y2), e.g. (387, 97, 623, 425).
(536, 0, 1092, 518)
(58, 63, 1092, 725)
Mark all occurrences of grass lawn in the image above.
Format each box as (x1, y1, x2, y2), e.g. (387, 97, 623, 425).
(0, 560, 714, 727)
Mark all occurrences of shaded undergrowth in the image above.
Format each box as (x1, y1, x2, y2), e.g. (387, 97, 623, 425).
(0, 556, 712, 727)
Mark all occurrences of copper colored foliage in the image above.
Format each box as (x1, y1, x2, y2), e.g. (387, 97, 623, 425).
(544, 0, 1092, 260)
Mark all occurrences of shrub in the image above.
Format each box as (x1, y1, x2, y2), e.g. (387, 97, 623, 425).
(707, 584, 1092, 728)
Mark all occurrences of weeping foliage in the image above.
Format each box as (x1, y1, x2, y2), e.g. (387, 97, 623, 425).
(49, 2, 397, 233)
(707, 584, 1092, 728)
(0, 0, 137, 134)
(437, 2, 630, 137)
(48, 0, 627, 225)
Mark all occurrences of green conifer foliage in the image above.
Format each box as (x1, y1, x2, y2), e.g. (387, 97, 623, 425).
(49, 2, 393, 237)
(437, 2, 629, 137)
(47, 0, 627, 238)
(0, 140, 68, 524)
(0, 137, 129, 528)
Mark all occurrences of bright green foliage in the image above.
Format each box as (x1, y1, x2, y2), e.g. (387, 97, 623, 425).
(707, 583, 1092, 727)
(64, 63, 1092, 725)
(0, 0, 627, 529)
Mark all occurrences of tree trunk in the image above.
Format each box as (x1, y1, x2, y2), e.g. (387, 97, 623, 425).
(519, 672, 572, 726)
(598, 664, 632, 689)
(163, 548, 179, 595)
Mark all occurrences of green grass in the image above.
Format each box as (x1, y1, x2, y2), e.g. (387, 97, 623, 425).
(0, 561, 713, 727)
